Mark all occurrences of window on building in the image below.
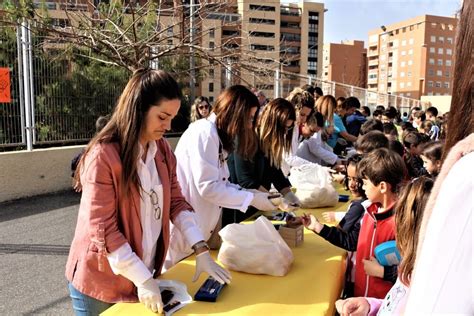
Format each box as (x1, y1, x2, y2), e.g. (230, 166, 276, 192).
(428, 69, 435, 76)
(446, 60, 452, 67)
(407, 71, 412, 77)
(447, 37, 453, 44)
(209, 96, 214, 103)
(401, 61, 406, 67)
(438, 48, 444, 54)
(401, 40, 406, 46)
(436, 82, 441, 88)
(250, 44, 274, 51)
(400, 71, 405, 77)
(399, 93, 404, 96)
(409, 38, 414, 45)
(209, 82, 214, 92)
(407, 82, 412, 87)
(408, 60, 413, 66)
(249, 18, 275, 25)
(251, 31, 276, 38)
(400, 82, 405, 88)
(401, 51, 406, 56)
(406, 92, 411, 97)
(209, 28, 215, 39)
(441, 23, 446, 30)
(437, 59, 443, 66)
(408, 49, 413, 55)
(428, 81, 433, 88)
(209, 42, 214, 50)
(444, 82, 450, 89)
(427, 92, 433, 96)
(448, 24, 454, 31)
(446, 48, 453, 55)
(445, 71, 450, 77)
(436, 70, 442, 76)
(429, 58, 435, 65)
(249, 4, 275, 11)
(430, 35, 436, 42)
(167, 39, 173, 45)
(431, 23, 437, 28)
(429, 47, 435, 53)
(209, 69, 214, 78)
(438, 36, 444, 43)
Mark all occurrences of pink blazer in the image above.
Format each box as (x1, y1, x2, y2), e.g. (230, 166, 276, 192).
(65, 138, 192, 303)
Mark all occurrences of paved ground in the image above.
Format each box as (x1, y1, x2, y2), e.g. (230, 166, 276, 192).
(0, 190, 81, 315)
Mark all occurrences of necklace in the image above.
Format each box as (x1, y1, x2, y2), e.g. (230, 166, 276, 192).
(141, 188, 162, 220)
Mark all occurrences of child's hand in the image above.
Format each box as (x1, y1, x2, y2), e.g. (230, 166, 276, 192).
(362, 257, 384, 278)
(301, 213, 323, 234)
(335, 297, 370, 316)
(322, 211, 336, 222)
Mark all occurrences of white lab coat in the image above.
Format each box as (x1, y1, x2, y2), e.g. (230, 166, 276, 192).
(296, 131, 338, 166)
(165, 113, 253, 268)
(281, 126, 312, 176)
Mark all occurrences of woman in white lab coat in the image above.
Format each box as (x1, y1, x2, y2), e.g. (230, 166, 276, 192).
(166, 85, 277, 268)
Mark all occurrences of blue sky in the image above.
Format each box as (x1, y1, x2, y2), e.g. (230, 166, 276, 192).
(284, 0, 462, 45)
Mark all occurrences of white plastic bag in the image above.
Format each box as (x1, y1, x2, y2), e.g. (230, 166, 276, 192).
(217, 216, 293, 276)
(288, 163, 338, 208)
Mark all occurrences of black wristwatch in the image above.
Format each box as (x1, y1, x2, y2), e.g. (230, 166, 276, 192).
(192, 241, 210, 252)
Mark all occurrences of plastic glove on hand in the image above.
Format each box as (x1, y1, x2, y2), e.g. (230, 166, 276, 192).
(137, 277, 163, 314)
(283, 191, 301, 208)
(193, 251, 232, 285)
(250, 192, 278, 212)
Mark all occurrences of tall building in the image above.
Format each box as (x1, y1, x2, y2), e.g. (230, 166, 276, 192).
(322, 40, 367, 88)
(367, 15, 457, 99)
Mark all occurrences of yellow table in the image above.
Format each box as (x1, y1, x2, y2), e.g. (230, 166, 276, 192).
(103, 194, 351, 316)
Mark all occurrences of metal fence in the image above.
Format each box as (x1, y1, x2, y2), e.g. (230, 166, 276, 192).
(0, 22, 126, 151)
(1, 23, 425, 151)
(277, 70, 422, 115)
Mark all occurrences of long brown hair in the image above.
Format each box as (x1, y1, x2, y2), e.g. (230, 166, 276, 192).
(76, 69, 182, 194)
(213, 85, 259, 159)
(316, 95, 336, 124)
(395, 176, 433, 286)
(258, 98, 296, 168)
(443, 0, 474, 162)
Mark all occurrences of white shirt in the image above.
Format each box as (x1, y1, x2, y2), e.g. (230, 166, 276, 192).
(405, 152, 473, 315)
(296, 131, 338, 166)
(106, 141, 204, 286)
(281, 126, 312, 176)
(166, 113, 253, 267)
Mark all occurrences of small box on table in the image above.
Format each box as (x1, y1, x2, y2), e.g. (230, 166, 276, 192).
(278, 225, 304, 247)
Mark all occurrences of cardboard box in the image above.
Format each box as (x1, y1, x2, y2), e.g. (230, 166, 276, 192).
(278, 225, 304, 247)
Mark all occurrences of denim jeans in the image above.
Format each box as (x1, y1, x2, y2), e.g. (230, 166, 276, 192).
(68, 282, 113, 316)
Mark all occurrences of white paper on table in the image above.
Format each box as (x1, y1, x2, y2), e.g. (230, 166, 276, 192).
(158, 279, 193, 316)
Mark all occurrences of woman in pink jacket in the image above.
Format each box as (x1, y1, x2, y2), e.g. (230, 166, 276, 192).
(66, 69, 230, 315)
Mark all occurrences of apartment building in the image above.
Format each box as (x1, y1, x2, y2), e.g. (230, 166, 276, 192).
(322, 40, 367, 88)
(27, 0, 324, 101)
(367, 14, 457, 99)
(201, 0, 325, 101)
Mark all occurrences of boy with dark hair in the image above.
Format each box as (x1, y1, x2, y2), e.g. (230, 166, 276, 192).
(345, 97, 367, 137)
(425, 106, 439, 121)
(382, 122, 399, 141)
(360, 119, 383, 135)
(302, 148, 406, 299)
(372, 109, 383, 121)
(355, 131, 389, 154)
(402, 131, 429, 178)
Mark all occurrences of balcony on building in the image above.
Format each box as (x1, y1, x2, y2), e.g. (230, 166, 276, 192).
(280, 21, 301, 33)
(280, 5, 301, 23)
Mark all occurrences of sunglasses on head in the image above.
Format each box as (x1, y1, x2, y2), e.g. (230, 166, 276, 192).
(198, 104, 210, 110)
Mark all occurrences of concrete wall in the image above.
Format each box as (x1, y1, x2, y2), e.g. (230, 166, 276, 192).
(0, 137, 180, 203)
(420, 95, 452, 114)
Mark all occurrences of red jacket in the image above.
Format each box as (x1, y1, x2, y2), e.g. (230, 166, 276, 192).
(65, 139, 192, 303)
(354, 202, 396, 298)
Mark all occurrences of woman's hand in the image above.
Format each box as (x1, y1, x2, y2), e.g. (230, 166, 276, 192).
(301, 213, 323, 234)
(137, 277, 163, 314)
(363, 257, 384, 278)
(335, 297, 370, 316)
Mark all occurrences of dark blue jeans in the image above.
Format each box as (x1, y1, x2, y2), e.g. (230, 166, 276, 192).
(68, 282, 113, 316)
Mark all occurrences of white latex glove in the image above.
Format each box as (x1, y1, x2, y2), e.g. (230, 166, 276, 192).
(283, 191, 301, 207)
(137, 277, 163, 314)
(193, 251, 232, 284)
(250, 192, 278, 211)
